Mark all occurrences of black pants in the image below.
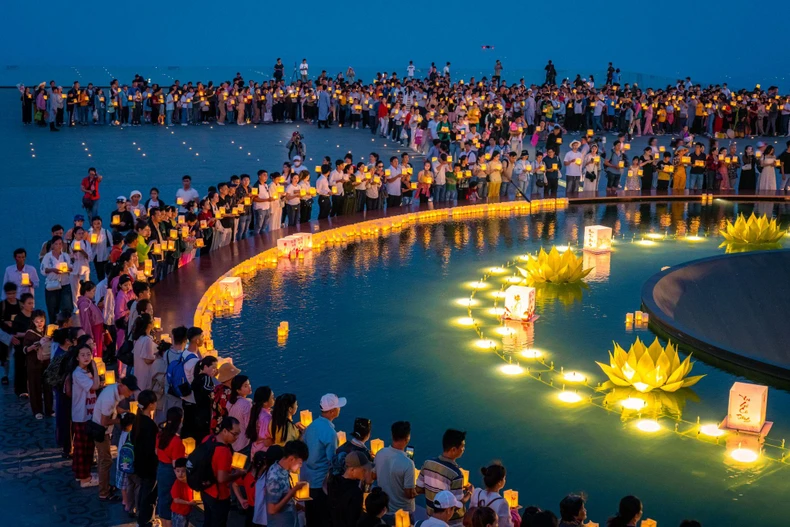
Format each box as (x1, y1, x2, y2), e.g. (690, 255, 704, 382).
(203, 493, 231, 527)
(14, 348, 27, 395)
(545, 176, 559, 197)
(305, 487, 330, 527)
(317, 196, 331, 219)
(181, 402, 198, 439)
(386, 194, 402, 209)
(137, 476, 158, 527)
(366, 197, 379, 210)
(355, 190, 367, 212)
(299, 200, 313, 223)
(93, 257, 107, 281)
(330, 195, 345, 217)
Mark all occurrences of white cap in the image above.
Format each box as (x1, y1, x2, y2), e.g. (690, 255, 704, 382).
(432, 490, 463, 510)
(293, 155, 302, 161)
(130, 190, 142, 198)
(320, 393, 347, 412)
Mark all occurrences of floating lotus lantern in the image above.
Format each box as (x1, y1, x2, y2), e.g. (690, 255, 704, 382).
(596, 337, 704, 393)
(517, 247, 593, 284)
(719, 213, 784, 249)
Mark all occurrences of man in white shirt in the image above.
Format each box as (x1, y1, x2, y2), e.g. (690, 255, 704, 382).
(253, 170, 272, 234)
(563, 140, 584, 195)
(407, 61, 415, 78)
(329, 161, 346, 217)
(385, 157, 402, 209)
(175, 175, 200, 213)
(300, 59, 309, 81)
(94, 374, 137, 500)
(3, 248, 39, 298)
(316, 167, 331, 219)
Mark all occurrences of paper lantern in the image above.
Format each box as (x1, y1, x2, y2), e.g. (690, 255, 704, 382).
(57, 262, 69, 273)
(503, 490, 519, 508)
(370, 438, 384, 456)
(21, 273, 31, 286)
(395, 510, 411, 527)
(195, 239, 205, 248)
(129, 401, 138, 414)
(583, 251, 610, 281)
(277, 236, 298, 257)
(96, 361, 106, 376)
(724, 382, 768, 433)
(90, 232, 99, 243)
(218, 277, 243, 299)
(460, 468, 469, 486)
(641, 520, 657, 527)
(300, 410, 313, 428)
(104, 370, 116, 385)
(169, 230, 178, 240)
(292, 233, 313, 250)
(153, 317, 161, 329)
(583, 225, 613, 253)
(295, 480, 310, 500)
(337, 431, 346, 446)
(182, 437, 196, 455)
(231, 452, 247, 470)
(503, 285, 536, 322)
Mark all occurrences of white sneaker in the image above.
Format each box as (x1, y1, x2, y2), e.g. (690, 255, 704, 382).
(80, 475, 99, 488)
(35, 413, 43, 420)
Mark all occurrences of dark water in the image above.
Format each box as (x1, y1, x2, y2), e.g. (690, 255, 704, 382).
(211, 201, 790, 526)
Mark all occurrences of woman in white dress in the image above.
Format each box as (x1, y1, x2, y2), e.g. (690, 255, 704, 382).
(758, 145, 777, 192)
(268, 171, 285, 231)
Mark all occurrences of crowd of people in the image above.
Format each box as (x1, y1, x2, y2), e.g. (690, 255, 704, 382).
(4, 58, 777, 527)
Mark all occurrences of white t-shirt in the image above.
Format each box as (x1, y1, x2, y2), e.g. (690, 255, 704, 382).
(407, 65, 415, 77)
(253, 181, 270, 211)
(386, 166, 402, 196)
(300, 63, 309, 75)
(470, 488, 513, 527)
(175, 187, 200, 211)
(93, 384, 122, 435)
(285, 184, 301, 206)
(564, 151, 583, 177)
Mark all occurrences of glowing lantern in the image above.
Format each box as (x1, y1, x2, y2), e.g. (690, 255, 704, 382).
(231, 452, 247, 469)
(370, 439, 384, 456)
(503, 490, 519, 508)
(153, 317, 161, 329)
(21, 273, 31, 286)
(641, 520, 657, 527)
(129, 401, 138, 414)
(195, 239, 205, 248)
(104, 370, 116, 385)
(395, 510, 410, 527)
(96, 361, 106, 376)
(90, 233, 98, 244)
(47, 324, 58, 337)
(218, 277, 243, 299)
(583, 225, 613, 253)
(337, 431, 346, 446)
(300, 410, 313, 428)
(277, 236, 299, 257)
(503, 285, 536, 322)
(183, 437, 196, 455)
(57, 262, 69, 273)
(723, 382, 769, 434)
(460, 468, 469, 486)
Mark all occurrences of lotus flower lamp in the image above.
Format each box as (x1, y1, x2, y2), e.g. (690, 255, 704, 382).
(517, 247, 593, 285)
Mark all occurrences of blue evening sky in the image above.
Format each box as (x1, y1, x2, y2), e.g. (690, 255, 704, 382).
(2, 2, 786, 89)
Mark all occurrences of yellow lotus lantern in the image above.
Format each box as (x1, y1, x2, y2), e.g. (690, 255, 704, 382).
(517, 247, 593, 284)
(596, 337, 704, 393)
(719, 213, 784, 247)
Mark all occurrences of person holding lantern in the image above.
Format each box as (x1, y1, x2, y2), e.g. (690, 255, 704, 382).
(3, 248, 39, 298)
(40, 236, 73, 323)
(417, 429, 472, 527)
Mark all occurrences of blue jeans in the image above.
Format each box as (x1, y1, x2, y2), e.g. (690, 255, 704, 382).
(166, 110, 173, 126)
(236, 214, 251, 240)
(446, 187, 458, 202)
(181, 108, 189, 124)
(253, 209, 270, 234)
(689, 172, 703, 190)
(506, 181, 518, 200)
(433, 184, 447, 202)
(593, 115, 603, 131)
(78, 106, 89, 124)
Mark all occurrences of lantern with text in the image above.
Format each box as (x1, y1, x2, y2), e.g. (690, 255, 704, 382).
(503, 286, 536, 322)
(277, 236, 298, 258)
(583, 225, 613, 253)
(503, 490, 519, 508)
(723, 382, 770, 434)
(218, 277, 243, 299)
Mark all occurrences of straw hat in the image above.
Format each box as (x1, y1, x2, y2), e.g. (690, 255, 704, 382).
(217, 361, 241, 383)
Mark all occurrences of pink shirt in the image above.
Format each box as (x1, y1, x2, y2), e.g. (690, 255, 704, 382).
(250, 407, 272, 458)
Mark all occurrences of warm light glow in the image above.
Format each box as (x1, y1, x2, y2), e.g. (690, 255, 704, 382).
(474, 339, 497, 350)
(620, 397, 647, 411)
(730, 447, 759, 463)
(500, 364, 525, 376)
(563, 371, 585, 383)
(553, 245, 572, 253)
(494, 326, 516, 336)
(636, 239, 657, 246)
(684, 235, 704, 242)
(454, 317, 476, 327)
(700, 424, 726, 437)
(490, 291, 507, 299)
(488, 267, 507, 274)
(455, 298, 479, 307)
(506, 276, 523, 284)
(635, 419, 661, 433)
(487, 307, 506, 316)
(520, 348, 544, 359)
(557, 391, 583, 403)
(645, 233, 664, 240)
(466, 281, 490, 290)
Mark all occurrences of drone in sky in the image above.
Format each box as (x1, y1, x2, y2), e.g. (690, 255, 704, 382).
(481, 45, 495, 50)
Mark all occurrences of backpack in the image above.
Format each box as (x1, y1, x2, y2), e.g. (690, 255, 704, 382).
(167, 352, 197, 397)
(118, 436, 135, 474)
(44, 350, 71, 388)
(186, 436, 227, 491)
(116, 338, 135, 366)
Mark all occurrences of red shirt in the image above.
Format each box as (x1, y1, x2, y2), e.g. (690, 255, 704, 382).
(170, 479, 194, 516)
(156, 434, 186, 464)
(82, 176, 100, 201)
(203, 441, 232, 500)
(240, 471, 256, 506)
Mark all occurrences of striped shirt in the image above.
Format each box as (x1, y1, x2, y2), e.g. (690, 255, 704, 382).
(417, 456, 465, 526)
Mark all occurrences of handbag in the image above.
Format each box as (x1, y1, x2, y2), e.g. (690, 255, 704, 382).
(536, 175, 546, 188)
(86, 419, 108, 442)
(585, 171, 597, 181)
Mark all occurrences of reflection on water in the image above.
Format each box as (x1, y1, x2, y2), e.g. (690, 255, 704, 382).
(213, 201, 790, 526)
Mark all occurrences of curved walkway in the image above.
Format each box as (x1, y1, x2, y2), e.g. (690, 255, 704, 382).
(641, 249, 790, 381)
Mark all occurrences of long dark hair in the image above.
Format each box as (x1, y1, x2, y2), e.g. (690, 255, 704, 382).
(132, 389, 158, 442)
(228, 375, 249, 405)
(270, 393, 297, 443)
(158, 407, 184, 450)
(132, 313, 153, 341)
(246, 386, 273, 441)
(606, 495, 642, 527)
